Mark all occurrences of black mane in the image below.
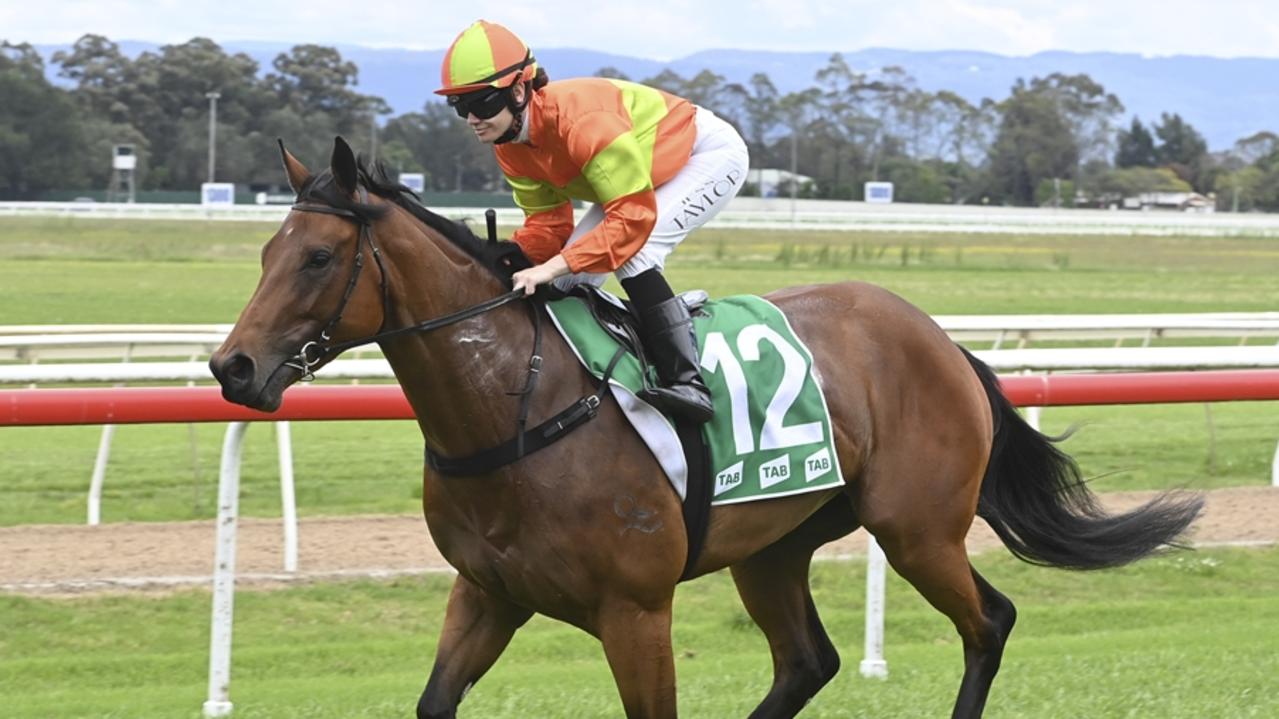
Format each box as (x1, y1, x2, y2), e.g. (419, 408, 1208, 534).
(296, 158, 530, 281)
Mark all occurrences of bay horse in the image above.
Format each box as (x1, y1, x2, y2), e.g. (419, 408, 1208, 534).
(210, 137, 1202, 719)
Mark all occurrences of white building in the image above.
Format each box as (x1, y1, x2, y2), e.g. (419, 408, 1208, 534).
(745, 168, 816, 197)
(1122, 191, 1216, 213)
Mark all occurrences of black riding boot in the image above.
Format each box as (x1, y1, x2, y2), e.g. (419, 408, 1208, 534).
(636, 296, 715, 424)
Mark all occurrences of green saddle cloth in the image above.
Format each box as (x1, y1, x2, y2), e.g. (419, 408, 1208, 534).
(545, 292, 844, 505)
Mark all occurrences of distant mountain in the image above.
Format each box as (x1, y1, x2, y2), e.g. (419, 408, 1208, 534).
(34, 41, 1279, 150)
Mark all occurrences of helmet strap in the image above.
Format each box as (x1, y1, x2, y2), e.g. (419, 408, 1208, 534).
(493, 82, 531, 145)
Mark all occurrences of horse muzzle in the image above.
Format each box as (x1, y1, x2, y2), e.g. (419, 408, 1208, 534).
(209, 349, 294, 411)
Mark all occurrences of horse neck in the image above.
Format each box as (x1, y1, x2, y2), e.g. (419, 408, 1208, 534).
(373, 210, 547, 456)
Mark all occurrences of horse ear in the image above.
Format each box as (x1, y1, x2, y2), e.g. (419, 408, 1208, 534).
(330, 136, 359, 195)
(278, 139, 310, 195)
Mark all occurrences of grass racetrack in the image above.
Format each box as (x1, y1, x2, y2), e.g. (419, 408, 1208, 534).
(2, 548, 1277, 718)
(1, 214, 1278, 717)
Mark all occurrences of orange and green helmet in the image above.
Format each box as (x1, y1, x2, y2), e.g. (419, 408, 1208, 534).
(435, 20, 538, 96)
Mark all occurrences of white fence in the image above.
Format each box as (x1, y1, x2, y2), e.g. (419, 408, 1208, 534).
(6, 313, 1277, 363)
(8, 199, 1279, 236)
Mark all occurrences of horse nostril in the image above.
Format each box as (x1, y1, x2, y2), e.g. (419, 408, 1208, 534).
(212, 352, 256, 388)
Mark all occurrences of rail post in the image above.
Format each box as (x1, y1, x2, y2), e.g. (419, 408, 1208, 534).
(276, 421, 298, 572)
(859, 534, 889, 679)
(203, 421, 248, 718)
(87, 424, 115, 525)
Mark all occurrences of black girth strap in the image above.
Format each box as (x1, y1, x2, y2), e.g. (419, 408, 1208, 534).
(675, 417, 711, 582)
(425, 345, 627, 476)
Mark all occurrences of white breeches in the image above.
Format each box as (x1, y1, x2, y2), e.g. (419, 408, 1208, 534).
(552, 107, 750, 291)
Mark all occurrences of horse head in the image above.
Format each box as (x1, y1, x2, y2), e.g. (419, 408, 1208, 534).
(211, 135, 534, 416)
(209, 137, 390, 411)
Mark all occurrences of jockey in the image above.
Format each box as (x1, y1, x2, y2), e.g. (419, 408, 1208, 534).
(435, 19, 750, 424)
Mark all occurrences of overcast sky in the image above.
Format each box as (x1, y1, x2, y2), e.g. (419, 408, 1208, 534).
(7, 0, 1279, 60)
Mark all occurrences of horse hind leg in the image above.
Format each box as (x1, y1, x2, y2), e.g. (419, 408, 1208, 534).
(730, 497, 857, 718)
(960, 567, 1017, 714)
(871, 527, 1016, 719)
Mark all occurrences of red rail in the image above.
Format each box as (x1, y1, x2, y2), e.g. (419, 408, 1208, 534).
(3, 370, 1279, 427)
(999, 369, 1279, 407)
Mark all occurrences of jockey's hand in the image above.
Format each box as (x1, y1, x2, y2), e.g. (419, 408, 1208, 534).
(511, 255, 571, 296)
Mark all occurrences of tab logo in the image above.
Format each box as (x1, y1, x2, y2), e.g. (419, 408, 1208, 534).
(805, 448, 833, 482)
(759, 455, 790, 489)
(714, 461, 744, 496)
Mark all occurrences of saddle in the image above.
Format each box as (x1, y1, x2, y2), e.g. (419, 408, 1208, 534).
(559, 284, 710, 390)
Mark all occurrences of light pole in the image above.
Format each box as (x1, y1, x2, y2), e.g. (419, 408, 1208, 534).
(790, 129, 798, 222)
(205, 91, 220, 183)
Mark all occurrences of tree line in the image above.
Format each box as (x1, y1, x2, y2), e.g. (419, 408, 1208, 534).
(3, 34, 1279, 210)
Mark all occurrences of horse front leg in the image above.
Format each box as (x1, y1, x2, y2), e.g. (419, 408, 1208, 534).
(417, 575, 533, 719)
(597, 596, 679, 719)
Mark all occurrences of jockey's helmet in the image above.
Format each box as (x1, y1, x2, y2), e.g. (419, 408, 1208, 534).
(435, 20, 538, 96)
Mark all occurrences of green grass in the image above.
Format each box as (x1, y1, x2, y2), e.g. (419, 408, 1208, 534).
(4, 218, 1279, 321)
(1, 547, 1276, 718)
(0, 421, 426, 525)
(0, 259, 261, 324)
(2, 217, 1278, 525)
(0, 216, 273, 262)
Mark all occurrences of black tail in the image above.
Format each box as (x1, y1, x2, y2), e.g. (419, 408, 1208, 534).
(962, 348, 1204, 570)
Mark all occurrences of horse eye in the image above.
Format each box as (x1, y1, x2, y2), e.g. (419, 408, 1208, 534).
(307, 250, 333, 269)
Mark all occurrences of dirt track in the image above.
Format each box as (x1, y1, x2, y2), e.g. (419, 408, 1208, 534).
(1, 487, 1275, 596)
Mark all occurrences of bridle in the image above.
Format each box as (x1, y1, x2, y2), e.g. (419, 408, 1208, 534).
(282, 187, 527, 381)
(276, 181, 619, 478)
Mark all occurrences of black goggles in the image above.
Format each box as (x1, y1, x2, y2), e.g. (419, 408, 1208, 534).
(448, 88, 510, 120)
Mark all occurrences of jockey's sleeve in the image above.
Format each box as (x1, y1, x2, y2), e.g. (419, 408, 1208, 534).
(506, 177, 575, 265)
(557, 111, 657, 274)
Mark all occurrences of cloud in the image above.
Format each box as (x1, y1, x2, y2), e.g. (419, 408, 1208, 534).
(7, 0, 1279, 60)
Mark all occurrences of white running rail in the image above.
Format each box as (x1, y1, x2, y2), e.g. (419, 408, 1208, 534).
(9, 200, 1279, 236)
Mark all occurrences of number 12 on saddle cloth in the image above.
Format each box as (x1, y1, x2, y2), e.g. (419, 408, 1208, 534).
(545, 293, 845, 505)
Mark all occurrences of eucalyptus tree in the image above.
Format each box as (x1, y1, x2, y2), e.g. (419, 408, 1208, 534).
(1026, 73, 1123, 195)
(0, 42, 87, 195)
(382, 102, 501, 192)
(1115, 117, 1157, 168)
(812, 53, 871, 194)
(51, 34, 153, 188)
(1152, 112, 1210, 190)
(740, 73, 782, 191)
(110, 38, 267, 188)
(988, 80, 1078, 205)
(776, 87, 822, 197)
(51, 34, 134, 124)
